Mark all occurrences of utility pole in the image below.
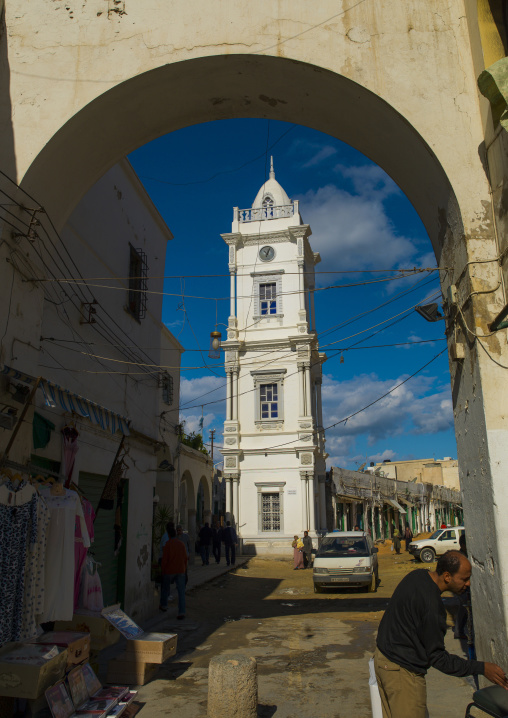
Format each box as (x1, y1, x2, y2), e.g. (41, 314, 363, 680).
(209, 429, 215, 460)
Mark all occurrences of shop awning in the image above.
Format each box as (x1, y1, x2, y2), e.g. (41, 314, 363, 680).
(2, 364, 130, 436)
(386, 498, 407, 514)
(398, 497, 415, 507)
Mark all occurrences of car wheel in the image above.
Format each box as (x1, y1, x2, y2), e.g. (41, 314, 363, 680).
(314, 583, 323, 593)
(420, 547, 436, 563)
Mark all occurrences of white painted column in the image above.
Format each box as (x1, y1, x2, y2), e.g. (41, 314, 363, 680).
(319, 477, 327, 531)
(308, 474, 316, 533)
(298, 364, 305, 416)
(233, 370, 239, 422)
(225, 478, 232, 520)
(316, 378, 323, 428)
(301, 474, 308, 531)
(304, 364, 312, 418)
(298, 259, 305, 312)
(233, 477, 239, 530)
(226, 370, 232, 421)
(230, 270, 236, 318)
(310, 287, 316, 331)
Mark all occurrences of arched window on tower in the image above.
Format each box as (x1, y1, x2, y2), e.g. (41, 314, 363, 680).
(262, 194, 274, 219)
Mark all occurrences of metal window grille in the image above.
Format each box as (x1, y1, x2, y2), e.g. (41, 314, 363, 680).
(260, 282, 277, 315)
(160, 372, 173, 406)
(128, 245, 148, 320)
(260, 383, 278, 419)
(262, 492, 281, 531)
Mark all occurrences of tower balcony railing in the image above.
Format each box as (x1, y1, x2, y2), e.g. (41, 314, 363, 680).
(237, 204, 295, 223)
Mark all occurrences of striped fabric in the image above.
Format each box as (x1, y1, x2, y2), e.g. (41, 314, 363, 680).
(1, 365, 130, 436)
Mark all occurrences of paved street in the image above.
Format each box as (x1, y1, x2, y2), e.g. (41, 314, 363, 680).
(126, 547, 475, 718)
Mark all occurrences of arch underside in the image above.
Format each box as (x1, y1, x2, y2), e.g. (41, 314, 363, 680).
(21, 54, 460, 262)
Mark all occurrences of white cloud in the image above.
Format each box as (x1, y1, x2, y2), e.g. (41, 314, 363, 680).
(179, 375, 226, 405)
(321, 370, 454, 464)
(179, 411, 216, 435)
(335, 164, 400, 200)
(298, 184, 417, 278)
(302, 146, 338, 168)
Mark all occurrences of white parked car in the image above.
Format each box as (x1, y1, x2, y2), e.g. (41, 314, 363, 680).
(313, 531, 379, 593)
(409, 526, 465, 563)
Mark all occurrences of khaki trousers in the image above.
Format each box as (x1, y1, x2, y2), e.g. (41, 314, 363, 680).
(374, 647, 427, 718)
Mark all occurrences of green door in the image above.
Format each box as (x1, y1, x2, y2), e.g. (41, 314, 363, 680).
(78, 472, 127, 607)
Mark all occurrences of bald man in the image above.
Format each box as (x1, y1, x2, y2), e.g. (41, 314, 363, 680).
(375, 550, 508, 718)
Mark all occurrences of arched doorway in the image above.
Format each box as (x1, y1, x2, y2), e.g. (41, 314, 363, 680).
(2, 19, 508, 664)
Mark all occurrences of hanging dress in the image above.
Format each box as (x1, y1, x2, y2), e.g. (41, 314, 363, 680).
(74, 496, 95, 610)
(20, 494, 50, 640)
(0, 480, 37, 645)
(38, 487, 90, 622)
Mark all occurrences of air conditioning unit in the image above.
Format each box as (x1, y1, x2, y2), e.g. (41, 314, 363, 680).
(0, 405, 17, 430)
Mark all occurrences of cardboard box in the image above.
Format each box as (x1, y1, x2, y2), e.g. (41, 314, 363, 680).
(54, 606, 121, 651)
(0, 643, 67, 699)
(124, 632, 177, 664)
(106, 653, 159, 687)
(30, 631, 90, 668)
(101, 607, 177, 665)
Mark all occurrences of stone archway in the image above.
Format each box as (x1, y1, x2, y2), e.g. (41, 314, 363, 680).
(2, 3, 508, 666)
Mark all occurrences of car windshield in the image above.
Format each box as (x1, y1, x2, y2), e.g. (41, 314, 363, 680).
(429, 530, 443, 540)
(317, 537, 370, 557)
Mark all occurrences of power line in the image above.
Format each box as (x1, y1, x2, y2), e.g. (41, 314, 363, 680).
(213, 348, 448, 453)
(28, 270, 435, 301)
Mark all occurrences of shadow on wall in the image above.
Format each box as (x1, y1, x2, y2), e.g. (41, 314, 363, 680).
(0, 8, 16, 184)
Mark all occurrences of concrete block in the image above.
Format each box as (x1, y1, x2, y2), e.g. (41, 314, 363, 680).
(208, 654, 257, 718)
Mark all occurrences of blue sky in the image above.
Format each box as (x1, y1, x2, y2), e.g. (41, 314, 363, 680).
(129, 119, 456, 469)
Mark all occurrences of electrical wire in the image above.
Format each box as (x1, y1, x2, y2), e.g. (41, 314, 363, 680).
(213, 348, 448, 453)
(28, 270, 433, 301)
(139, 123, 295, 187)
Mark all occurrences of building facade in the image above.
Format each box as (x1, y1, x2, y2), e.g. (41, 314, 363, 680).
(331, 466, 463, 539)
(372, 458, 460, 491)
(221, 161, 327, 554)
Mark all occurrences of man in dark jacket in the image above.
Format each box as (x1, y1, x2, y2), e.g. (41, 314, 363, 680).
(302, 531, 313, 568)
(212, 522, 223, 564)
(375, 550, 508, 717)
(198, 522, 213, 565)
(222, 520, 237, 566)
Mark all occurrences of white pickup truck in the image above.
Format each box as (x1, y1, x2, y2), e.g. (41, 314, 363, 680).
(408, 526, 465, 563)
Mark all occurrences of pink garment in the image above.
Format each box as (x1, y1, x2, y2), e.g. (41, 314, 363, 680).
(293, 547, 304, 569)
(62, 426, 79, 488)
(74, 497, 95, 610)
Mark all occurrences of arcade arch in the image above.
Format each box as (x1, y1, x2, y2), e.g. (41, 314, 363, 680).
(2, 2, 508, 667)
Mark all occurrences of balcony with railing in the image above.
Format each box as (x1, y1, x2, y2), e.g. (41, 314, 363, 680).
(237, 203, 295, 223)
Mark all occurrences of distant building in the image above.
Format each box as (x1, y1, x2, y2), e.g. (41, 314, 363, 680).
(372, 458, 460, 491)
(330, 466, 463, 538)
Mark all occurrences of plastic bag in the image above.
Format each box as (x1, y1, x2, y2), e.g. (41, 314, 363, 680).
(368, 657, 383, 718)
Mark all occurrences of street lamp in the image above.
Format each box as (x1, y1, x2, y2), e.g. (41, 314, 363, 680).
(415, 303, 444, 322)
(209, 330, 222, 359)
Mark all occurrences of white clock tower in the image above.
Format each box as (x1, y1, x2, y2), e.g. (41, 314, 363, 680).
(221, 159, 327, 555)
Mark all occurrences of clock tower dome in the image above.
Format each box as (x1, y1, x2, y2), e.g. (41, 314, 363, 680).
(221, 158, 327, 555)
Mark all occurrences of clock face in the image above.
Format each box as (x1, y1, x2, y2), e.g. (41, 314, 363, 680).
(259, 246, 275, 262)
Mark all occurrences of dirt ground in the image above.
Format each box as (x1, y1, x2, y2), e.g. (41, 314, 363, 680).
(132, 546, 475, 717)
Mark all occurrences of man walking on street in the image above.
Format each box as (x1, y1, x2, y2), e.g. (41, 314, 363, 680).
(212, 522, 223, 564)
(404, 525, 413, 552)
(374, 550, 508, 718)
(161, 527, 188, 620)
(199, 522, 213, 565)
(223, 520, 237, 566)
(302, 530, 313, 569)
